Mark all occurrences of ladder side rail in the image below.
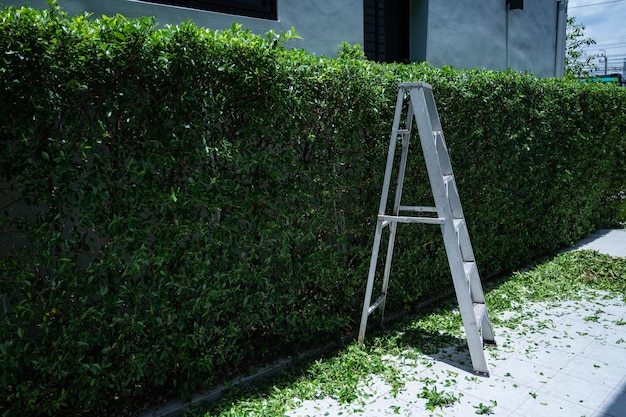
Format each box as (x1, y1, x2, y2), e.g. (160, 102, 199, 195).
(409, 88, 451, 223)
(379, 96, 415, 324)
(434, 131, 487, 306)
(409, 88, 470, 312)
(443, 223, 491, 375)
(418, 87, 484, 297)
(420, 82, 444, 132)
(378, 221, 398, 323)
(410, 85, 491, 376)
(377, 88, 407, 216)
(358, 87, 406, 345)
(358, 219, 387, 344)
(391, 98, 414, 216)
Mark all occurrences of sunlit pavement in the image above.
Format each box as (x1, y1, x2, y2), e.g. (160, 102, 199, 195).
(288, 229, 626, 417)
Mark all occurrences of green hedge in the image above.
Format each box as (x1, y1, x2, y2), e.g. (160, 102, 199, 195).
(1, 4, 624, 416)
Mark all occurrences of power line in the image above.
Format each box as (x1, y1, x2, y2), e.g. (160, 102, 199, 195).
(594, 41, 626, 47)
(569, 0, 624, 8)
(594, 35, 626, 42)
(584, 45, 626, 51)
(589, 43, 626, 48)
(584, 52, 626, 59)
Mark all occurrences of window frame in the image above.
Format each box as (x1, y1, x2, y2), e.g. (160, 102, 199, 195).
(140, 0, 278, 20)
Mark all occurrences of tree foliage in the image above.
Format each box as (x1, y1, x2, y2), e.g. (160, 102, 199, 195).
(565, 16, 598, 78)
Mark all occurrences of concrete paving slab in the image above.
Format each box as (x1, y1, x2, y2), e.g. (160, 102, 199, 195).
(454, 376, 532, 412)
(560, 355, 626, 388)
(540, 372, 609, 410)
(579, 342, 626, 367)
(489, 355, 557, 390)
(513, 392, 596, 417)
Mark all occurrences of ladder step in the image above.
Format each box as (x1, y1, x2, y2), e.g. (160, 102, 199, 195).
(379, 214, 445, 225)
(464, 261, 477, 280)
(473, 303, 487, 325)
(463, 261, 476, 297)
(463, 261, 476, 278)
(443, 175, 463, 219)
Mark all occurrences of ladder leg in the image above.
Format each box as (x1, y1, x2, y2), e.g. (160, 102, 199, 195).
(380, 125, 412, 325)
(393, 110, 413, 207)
(358, 219, 385, 345)
(378, 221, 399, 324)
(464, 317, 490, 376)
(358, 88, 407, 345)
(443, 229, 491, 375)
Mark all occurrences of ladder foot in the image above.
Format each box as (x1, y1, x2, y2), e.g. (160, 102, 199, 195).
(474, 370, 490, 378)
(483, 339, 497, 347)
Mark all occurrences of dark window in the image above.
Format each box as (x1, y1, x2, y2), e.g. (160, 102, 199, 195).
(364, 0, 409, 63)
(141, 0, 278, 20)
(364, 0, 385, 61)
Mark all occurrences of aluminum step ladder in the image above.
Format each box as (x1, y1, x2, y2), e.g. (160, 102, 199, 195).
(358, 82, 495, 377)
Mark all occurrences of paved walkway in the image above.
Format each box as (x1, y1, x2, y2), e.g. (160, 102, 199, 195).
(288, 229, 626, 417)
(569, 229, 626, 258)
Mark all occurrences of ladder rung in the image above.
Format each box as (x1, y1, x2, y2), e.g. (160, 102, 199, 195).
(397, 129, 409, 135)
(473, 303, 487, 325)
(379, 214, 445, 225)
(398, 205, 438, 213)
(368, 293, 386, 315)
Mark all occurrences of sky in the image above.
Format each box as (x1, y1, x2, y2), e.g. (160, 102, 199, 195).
(568, 0, 626, 75)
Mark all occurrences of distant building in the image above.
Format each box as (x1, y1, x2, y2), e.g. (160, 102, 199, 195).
(3, 0, 568, 77)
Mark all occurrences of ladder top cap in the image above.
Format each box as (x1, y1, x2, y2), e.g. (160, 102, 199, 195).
(398, 81, 433, 89)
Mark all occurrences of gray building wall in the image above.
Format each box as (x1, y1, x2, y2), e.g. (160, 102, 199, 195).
(1, 0, 567, 76)
(0, 0, 364, 57)
(415, 0, 568, 78)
